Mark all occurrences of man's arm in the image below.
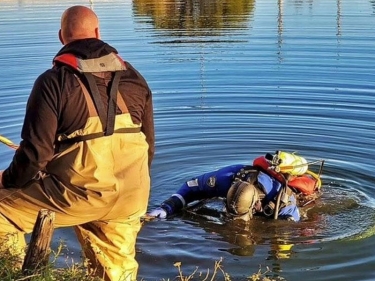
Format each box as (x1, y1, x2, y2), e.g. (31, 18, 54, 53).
(120, 61, 155, 169)
(0, 171, 4, 189)
(256, 171, 301, 222)
(277, 195, 301, 221)
(1, 71, 58, 188)
(142, 88, 155, 169)
(149, 164, 245, 218)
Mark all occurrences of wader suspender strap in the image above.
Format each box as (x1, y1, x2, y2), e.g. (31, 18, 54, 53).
(57, 73, 140, 145)
(106, 71, 121, 136)
(116, 89, 129, 114)
(83, 72, 121, 136)
(76, 74, 129, 116)
(76, 76, 97, 117)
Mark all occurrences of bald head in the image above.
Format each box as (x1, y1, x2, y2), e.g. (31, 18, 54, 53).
(59, 5, 100, 45)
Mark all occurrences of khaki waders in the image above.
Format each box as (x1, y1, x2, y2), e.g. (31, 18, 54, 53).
(0, 72, 150, 281)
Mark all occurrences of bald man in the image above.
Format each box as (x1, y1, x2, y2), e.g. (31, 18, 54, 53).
(0, 5, 154, 281)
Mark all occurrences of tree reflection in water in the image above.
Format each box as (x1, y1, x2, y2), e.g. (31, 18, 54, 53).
(133, 0, 255, 37)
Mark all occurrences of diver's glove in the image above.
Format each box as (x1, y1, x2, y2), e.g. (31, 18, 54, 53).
(148, 207, 168, 218)
(148, 195, 185, 218)
(286, 215, 296, 222)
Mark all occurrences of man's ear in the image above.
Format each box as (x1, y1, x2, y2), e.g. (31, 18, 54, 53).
(58, 29, 64, 45)
(95, 27, 101, 39)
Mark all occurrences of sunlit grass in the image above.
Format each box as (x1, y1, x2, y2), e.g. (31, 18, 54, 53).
(160, 258, 286, 281)
(0, 242, 286, 281)
(0, 240, 101, 281)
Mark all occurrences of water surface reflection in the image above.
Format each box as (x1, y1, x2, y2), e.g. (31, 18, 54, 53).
(1, 0, 375, 280)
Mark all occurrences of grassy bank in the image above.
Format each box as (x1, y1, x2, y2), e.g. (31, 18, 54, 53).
(0, 243, 285, 281)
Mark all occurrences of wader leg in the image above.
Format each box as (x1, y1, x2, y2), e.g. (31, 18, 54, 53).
(74, 217, 141, 281)
(0, 189, 32, 265)
(0, 212, 26, 266)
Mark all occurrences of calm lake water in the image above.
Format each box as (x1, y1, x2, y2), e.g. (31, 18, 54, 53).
(1, 0, 375, 280)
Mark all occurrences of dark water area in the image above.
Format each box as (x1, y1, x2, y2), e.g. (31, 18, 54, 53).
(1, 0, 375, 280)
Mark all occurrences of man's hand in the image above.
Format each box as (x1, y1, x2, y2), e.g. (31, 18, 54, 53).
(0, 171, 4, 189)
(147, 207, 167, 218)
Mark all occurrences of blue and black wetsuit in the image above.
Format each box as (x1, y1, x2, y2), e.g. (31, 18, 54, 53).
(160, 164, 301, 221)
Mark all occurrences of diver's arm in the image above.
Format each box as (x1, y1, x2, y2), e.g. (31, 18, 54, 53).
(277, 195, 301, 222)
(151, 164, 245, 217)
(256, 171, 301, 222)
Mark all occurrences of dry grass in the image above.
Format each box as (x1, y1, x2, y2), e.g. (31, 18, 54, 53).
(160, 258, 286, 281)
(0, 242, 286, 281)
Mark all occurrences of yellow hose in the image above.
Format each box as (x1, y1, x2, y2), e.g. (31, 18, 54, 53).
(306, 170, 322, 189)
(0, 135, 19, 150)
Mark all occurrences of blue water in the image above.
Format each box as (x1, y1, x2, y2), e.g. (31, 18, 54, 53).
(1, 0, 375, 280)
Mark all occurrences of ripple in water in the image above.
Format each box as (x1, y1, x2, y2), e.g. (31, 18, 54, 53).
(172, 178, 375, 257)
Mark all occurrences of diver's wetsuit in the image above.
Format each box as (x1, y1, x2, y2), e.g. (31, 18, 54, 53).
(160, 164, 300, 221)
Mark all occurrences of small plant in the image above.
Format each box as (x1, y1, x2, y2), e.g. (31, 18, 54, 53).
(248, 266, 286, 281)
(1, 240, 286, 281)
(170, 257, 231, 281)
(0, 239, 101, 281)
(161, 258, 286, 281)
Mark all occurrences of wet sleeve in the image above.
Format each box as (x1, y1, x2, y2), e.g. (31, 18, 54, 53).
(160, 164, 245, 215)
(1, 71, 58, 188)
(278, 195, 301, 222)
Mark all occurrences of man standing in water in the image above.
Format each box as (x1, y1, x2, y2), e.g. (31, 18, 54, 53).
(0, 5, 154, 281)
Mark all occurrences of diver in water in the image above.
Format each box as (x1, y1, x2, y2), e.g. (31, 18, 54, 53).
(148, 151, 324, 222)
